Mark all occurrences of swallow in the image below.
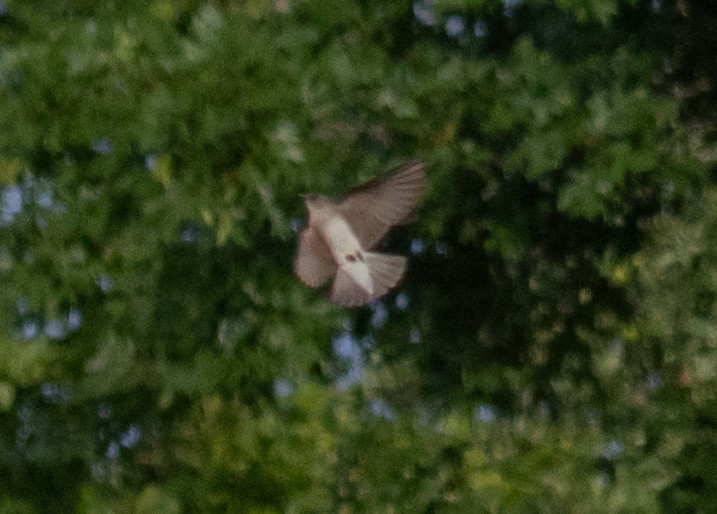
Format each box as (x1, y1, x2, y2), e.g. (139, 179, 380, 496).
(294, 160, 426, 306)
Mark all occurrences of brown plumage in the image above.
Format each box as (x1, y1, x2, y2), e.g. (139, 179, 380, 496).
(294, 160, 427, 306)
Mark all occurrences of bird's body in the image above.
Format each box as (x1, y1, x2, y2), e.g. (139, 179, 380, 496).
(315, 207, 373, 295)
(294, 161, 426, 306)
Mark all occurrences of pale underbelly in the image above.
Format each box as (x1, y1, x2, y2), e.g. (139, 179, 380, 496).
(320, 217, 364, 264)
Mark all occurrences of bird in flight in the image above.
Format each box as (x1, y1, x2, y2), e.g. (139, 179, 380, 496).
(294, 160, 427, 306)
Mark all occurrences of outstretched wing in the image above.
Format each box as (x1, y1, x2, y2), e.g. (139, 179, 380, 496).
(337, 160, 426, 250)
(294, 227, 336, 287)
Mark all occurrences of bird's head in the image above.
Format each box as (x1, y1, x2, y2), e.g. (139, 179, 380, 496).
(301, 193, 333, 224)
(302, 193, 330, 210)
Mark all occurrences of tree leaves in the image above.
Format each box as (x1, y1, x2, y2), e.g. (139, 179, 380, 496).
(1, 0, 717, 512)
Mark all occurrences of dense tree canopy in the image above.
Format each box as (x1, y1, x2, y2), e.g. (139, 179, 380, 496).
(1, 0, 717, 512)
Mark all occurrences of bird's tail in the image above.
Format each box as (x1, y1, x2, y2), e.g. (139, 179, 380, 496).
(365, 252, 406, 298)
(331, 252, 406, 306)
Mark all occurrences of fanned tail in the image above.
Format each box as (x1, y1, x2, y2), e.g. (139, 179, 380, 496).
(331, 252, 406, 306)
(365, 253, 406, 299)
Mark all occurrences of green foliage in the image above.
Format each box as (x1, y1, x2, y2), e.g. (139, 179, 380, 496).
(1, 0, 717, 511)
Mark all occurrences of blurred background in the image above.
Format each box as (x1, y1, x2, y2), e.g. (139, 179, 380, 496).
(1, 0, 717, 511)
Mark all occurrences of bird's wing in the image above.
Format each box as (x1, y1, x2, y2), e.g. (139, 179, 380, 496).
(337, 160, 426, 250)
(294, 227, 337, 287)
